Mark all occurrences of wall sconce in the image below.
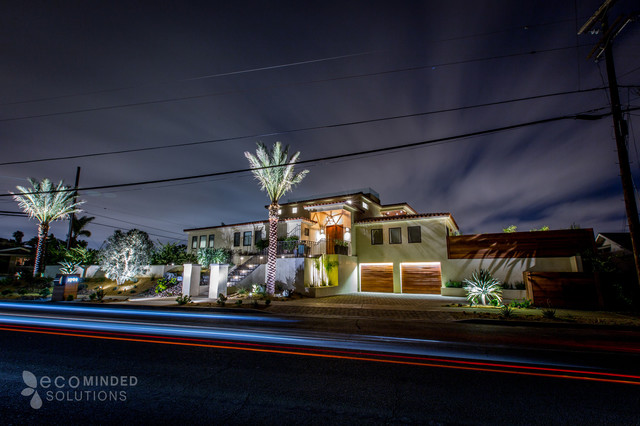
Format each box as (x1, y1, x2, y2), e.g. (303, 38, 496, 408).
(344, 227, 351, 242)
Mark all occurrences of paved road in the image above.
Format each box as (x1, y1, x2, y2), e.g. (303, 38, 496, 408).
(0, 302, 639, 424)
(1, 328, 639, 425)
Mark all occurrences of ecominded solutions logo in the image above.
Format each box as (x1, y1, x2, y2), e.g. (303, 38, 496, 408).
(20, 370, 138, 409)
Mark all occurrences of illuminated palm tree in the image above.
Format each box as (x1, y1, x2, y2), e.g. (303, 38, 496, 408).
(12, 178, 83, 276)
(245, 142, 308, 295)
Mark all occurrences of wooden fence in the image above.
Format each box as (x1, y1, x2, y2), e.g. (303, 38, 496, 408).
(524, 271, 602, 309)
(447, 229, 595, 259)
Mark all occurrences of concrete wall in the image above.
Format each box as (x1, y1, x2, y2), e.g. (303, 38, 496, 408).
(303, 255, 357, 297)
(273, 257, 305, 292)
(354, 217, 580, 293)
(44, 265, 174, 279)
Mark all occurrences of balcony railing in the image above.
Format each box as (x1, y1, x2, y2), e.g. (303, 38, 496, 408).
(259, 239, 351, 257)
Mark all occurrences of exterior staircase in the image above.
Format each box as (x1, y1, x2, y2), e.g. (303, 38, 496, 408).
(227, 255, 264, 285)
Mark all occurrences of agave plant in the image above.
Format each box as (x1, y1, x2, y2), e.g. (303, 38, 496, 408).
(464, 269, 503, 306)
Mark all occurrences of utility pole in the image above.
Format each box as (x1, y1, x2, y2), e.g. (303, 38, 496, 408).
(66, 166, 81, 250)
(579, 0, 640, 287)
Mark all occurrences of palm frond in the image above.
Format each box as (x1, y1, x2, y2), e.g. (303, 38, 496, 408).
(12, 178, 84, 225)
(244, 142, 309, 204)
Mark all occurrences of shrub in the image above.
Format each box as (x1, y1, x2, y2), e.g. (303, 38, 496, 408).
(1, 289, 12, 296)
(18, 288, 28, 295)
(464, 269, 502, 306)
(66, 295, 74, 301)
(265, 299, 271, 306)
(197, 248, 233, 267)
(39, 287, 51, 298)
(176, 295, 191, 305)
(252, 284, 266, 296)
(93, 288, 105, 301)
(445, 280, 463, 288)
(500, 305, 514, 318)
(235, 300, 243, 305)
(237, 288, 248, 296)
(509, 299, 532, 309)
(542, 308, 557, 319)
(514, 281, 526, 290)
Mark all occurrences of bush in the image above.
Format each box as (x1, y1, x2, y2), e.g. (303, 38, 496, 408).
(500, 305, 514, 318)
(154, 277, 178, 294)
(176, 295, 191, 305)
(197, 248, 233, 267)
(66, 294, 74, 301)
(509, 299, 532, 309)
(265, 299, 271, 306)
(252, 284, 266, 296)
(235, 300, 243, 305)
(93, 288, 105, 301)
(39, 287, 51, 298)
(1, 289, 12, 296)
(464, 269, 502, 306)
(445, 280, 463, 288)
(514, 281, 526, 290)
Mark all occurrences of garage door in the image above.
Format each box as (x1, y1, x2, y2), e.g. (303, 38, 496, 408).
(401, 263, 442, 294)
(360, 264, 394, 293)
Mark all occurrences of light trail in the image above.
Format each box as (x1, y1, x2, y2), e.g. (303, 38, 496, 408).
(0, 301, 294, 323)
(1, 323, 639, 386)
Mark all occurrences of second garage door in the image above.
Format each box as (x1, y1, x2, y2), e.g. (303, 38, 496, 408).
(401, 263, 442, 294)
(360, 263, 394, 293)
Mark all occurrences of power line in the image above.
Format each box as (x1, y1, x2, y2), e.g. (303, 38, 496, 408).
(3, 105, 631, 198)
(90, 222, 184, 241)
(0, 44, 593, 124)
(0, 18, 579, 108)
(84, 210, 184, 237)
(0, 87, 610, 167)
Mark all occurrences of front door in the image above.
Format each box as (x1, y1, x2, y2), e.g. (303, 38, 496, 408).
(325, 225, 344, 254)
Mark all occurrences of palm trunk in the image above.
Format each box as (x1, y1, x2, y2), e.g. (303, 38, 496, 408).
(33, 223, 49, 277)
(266, 203, 279, 296)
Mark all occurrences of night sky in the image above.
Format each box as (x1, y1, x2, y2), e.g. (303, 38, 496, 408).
(1, 0, 639, 248)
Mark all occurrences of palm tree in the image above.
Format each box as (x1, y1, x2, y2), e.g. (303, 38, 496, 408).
(245, 142, 308, 295)
(12, 178, 83, 277)
(70, 215, 95, 247)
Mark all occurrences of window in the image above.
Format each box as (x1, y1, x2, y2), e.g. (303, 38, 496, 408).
(371, 229, 383, 245)
(389, 227, 402, 244)
(255, 229, 263, 244)
(199, 235, 207, 249)
(243, 231, 252, 246)
(303, 228, 309, 237)
(233, 232, 241, 247)
(408, 226, 421, 243)
(362, 201, 369, 210)
(208, 234, 215, 248)
(291, 207, 298, 214)
(191, 236, 198, 250)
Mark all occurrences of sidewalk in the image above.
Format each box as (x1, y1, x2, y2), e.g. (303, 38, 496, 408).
(117, 293, 640, 327)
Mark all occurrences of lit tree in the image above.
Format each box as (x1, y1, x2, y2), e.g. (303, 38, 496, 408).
(12, 178, 83, 277)
(99, 229, 153, 286)
(244, 142, 308, 295)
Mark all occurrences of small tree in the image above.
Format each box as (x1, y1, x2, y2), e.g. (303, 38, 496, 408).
(502, 225, 517, 233)
(99, 229, 153, 286)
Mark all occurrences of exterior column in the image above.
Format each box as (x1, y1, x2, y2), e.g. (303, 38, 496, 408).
(182, 264, 201, 297)
(208, 264, 229, 299)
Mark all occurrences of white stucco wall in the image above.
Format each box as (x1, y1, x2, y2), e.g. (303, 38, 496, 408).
(354, 217, 580, 292)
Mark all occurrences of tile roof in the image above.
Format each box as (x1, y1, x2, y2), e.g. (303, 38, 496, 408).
(184, 217, 316, 232)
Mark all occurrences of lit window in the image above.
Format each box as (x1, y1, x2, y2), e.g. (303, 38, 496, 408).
(233, 232, 241, 247)
(292, 207, 298, 214)
(389, 228, 402, 244)
(408, 226, 421, 243)
(243, 231, 252, 246)
(371, 229, 383, 245)
(191, 236, 198, 249)
(208, 235, 215, 248)
(199, 235, 207, 248)
(362, 201, 369, 210)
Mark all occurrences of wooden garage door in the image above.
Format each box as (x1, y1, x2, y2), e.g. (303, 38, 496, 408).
(360, 264, 394, 293)
(401, 263, 442, 294)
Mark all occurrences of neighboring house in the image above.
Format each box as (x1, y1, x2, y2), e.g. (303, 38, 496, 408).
(596, 233, 633, 255)
(184, 188, 592, 297)
(0, 247, 32, 275)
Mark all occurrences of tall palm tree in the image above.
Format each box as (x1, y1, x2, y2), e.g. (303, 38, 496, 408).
(245, 142, 308, 295)
(12, 178, 83, 276)
(70, 215, 95, 247)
